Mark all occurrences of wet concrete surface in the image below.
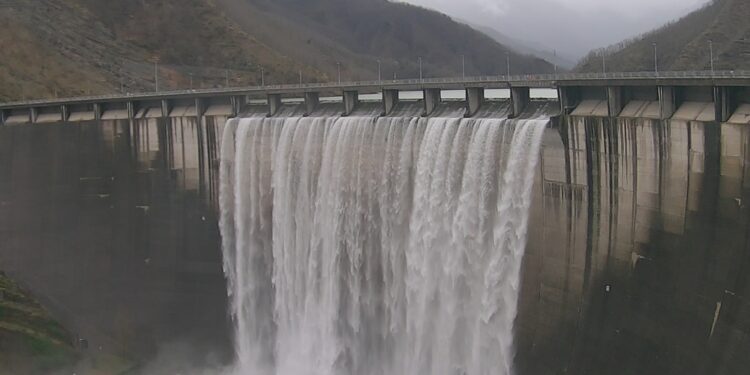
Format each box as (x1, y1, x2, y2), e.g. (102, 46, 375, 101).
(519, 116, 750, 375)
(0, 111, 748, 373)
(0, 116, 232, 369)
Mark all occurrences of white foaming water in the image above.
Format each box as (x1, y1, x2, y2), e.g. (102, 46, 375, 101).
(219, 114, 547, 375)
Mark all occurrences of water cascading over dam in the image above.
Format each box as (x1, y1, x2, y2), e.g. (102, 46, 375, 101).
(218, 113, 548, 375)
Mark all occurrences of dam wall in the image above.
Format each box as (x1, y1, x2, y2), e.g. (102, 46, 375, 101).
(0, 96, 748, 373)
(520, 115, 750, 374)
(0, 114, 232, 368)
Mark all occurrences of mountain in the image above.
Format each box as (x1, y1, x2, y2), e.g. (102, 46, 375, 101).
(576, 0, 750, 72)
(0, 0, 326, 101)
(0, 0, 554, 102)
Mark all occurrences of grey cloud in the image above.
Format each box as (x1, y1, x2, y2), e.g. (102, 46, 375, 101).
(402, 0, 709, 60)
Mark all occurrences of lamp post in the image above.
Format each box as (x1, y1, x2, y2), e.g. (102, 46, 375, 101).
(652, 42, 658, 74)
(154, 59, 159, 92)
(418, 56, 423, 82)
(709, 40, 715, 74)
(337, 62, 341, 84)
(506, 52, 511, 77)
(377, 59, 382, 83)
(602, 53, 607, 74)
(461, 54, 466, 78)
(260, 67, 265, 87)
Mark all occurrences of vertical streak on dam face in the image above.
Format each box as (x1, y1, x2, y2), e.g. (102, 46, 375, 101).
(516, 113, 750, 375)
(219, 115, 548, 375)
(0, 114, 233, 369)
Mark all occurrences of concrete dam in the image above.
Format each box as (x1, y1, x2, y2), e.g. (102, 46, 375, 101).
(0, 75, 749, 374)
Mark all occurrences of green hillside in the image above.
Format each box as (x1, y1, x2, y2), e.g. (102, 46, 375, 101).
(577, 0, 750, 73)
(0, 271, 78, 374)
(0, 0, 554, 102)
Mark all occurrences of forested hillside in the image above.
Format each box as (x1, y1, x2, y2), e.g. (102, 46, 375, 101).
(577, 0, 750, 72)
(0, 0, 554, 102)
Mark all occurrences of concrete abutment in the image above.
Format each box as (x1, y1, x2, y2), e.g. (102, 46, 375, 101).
(511, 87, 530, 118)
(343, 91, 359, 116)
(465, 88, 484, 118)
(423, 88, 441, 117)
(305, 92, 320, 117)
(383, 89, 399, 116)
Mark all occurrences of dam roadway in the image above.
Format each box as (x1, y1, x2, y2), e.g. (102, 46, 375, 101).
(2, 70, 750, 124)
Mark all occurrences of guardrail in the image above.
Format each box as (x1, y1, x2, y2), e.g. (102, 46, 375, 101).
(3, 70, 749, 108)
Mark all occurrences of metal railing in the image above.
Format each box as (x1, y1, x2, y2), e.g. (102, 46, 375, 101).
(3, 70, 749, 108)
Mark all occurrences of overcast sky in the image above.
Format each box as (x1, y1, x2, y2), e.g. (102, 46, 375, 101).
(401, 0, 709, 60)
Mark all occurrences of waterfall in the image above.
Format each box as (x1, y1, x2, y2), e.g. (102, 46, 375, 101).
(219, 114, 547, 375)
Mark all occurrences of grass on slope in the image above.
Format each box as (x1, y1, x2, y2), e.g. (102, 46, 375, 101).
(0, 9, 111, 101)
(0, 0, 554, 101)
(72, 0, 324, 84)
(577, 0, 750, 72)
(221, 0, 554, 80)
(0, 0, 327, 101)
(0, 271, 79, 374)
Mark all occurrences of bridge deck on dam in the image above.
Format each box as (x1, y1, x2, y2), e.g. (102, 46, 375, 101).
(2, 70, 750, 125)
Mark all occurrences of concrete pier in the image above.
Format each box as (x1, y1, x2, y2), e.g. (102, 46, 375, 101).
(305, 92, 320, 116)
(343, 91, 359, 116)
(195, 98, 206, 118)
(383, 89, 399, 116)
(465, 88, 484, 117)
(126, 102, 135, 120)
(61, 105, 69, 122)
(607, 87, 624, 117)
(267, 94, 282, 117)
(229, 96, 242, 117)
(29, 107, 38, 123)
(558, 86, 581, 115)
(423, 88, 441, 117)
(658, 86, 678, 119)
(714, 87, 737, 123)
(511, 87, 530, 118)
(160, 100, 170, 118)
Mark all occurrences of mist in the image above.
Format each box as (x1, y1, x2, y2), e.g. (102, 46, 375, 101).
(401, 0, 710, 60)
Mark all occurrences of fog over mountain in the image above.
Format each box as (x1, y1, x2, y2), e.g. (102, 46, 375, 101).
(401, 0, 709, 59)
